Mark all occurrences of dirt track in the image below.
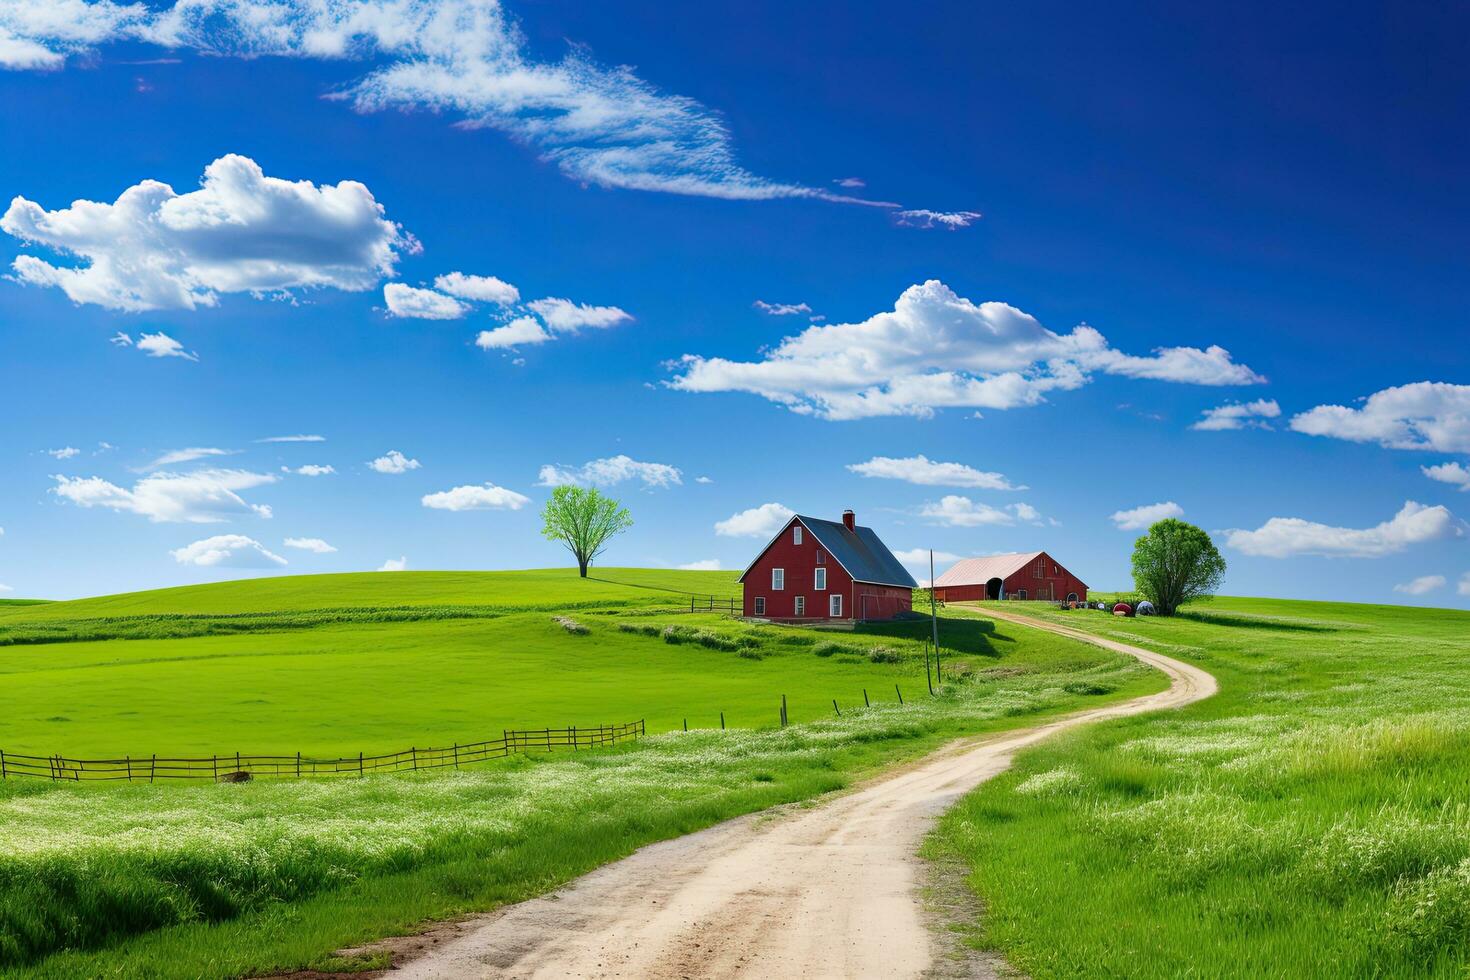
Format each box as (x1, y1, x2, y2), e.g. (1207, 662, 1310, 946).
(388, 608, 1217, 979)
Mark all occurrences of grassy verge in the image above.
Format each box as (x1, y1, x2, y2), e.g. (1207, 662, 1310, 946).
(928, 597, 1470, 977)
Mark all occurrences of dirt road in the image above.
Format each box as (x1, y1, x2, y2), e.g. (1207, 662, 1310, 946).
(389, 609, 1216, 979)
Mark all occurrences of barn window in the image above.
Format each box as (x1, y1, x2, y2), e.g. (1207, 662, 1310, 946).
(772, 568, 785, 590)
(815, 568, 827, 590)
(1016, 589, 1027, 600)
(1034, 559, 1045, 579)
(815, 549, 824, 564)
(1067, 592, 1078, 601)
(754, 596, 766, 616)
(830, 594, 843, 617)
(1054, 565, 1059, 576)
(793, 525, 803, 545)
(794, 596, 805, 616)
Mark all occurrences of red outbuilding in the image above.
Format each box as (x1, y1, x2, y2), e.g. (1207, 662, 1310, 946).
(739, 510, 917, 621)
(931, 551, 1088, 603)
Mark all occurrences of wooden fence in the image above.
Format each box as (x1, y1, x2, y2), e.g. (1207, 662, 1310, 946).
(686, 594, 742, 614)
(0, 720, 645, 783)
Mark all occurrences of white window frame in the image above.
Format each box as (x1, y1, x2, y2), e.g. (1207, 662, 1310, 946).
(754, 596, 766, 616)
(772, 568, 785, 591)
(794, 595, 805, 616)
(830, 593, 843, 617)
(793, 525, 803, 545)
(814, 567, 827, 591)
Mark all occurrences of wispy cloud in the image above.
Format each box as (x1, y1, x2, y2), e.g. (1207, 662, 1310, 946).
(145, 447, 235, 470)
(1192, 398, 1281, 431)
(257, 434, 325, 443)
(893, 209, 981, 229)
(171, 534, 286, 568)
(848, 454, 1025, 490)
(52, 469, 277, 523)
(537, 455, 681, 489)
(1111, 501, 1184, 530)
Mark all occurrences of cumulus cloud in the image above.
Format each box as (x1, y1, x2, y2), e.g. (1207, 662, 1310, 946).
(51, 469, 276, 523)
(435, 272, 519, 306)
(170, 533, 286, 568)
(2, 154, 408, 311)
(678, 559, 722, 571)
(421, 483, 531, 511)
(893, 209, 982, 229)
(145, 447, 234, 469)
(257, 434, 325, 443)
(1290, 383, 1470, 454)
(1192, 398, 1282, 432)
(283, 536, 337, 553)
(919, 496, 1040, 527)
(525, 297, 632, 333)
(537, 455, 681, 489)
(1111, 501, 1184, 530)
(1225, 501, 1460, 558)
(475, 315, 551, 350)
(669, 281, 1262, 420)
(383, 282, 467, 319)
(45, 446, 80, 459)
(848, 454, 1025, 490)
(1394, 575, 1445, 596)
(1423, 462, 1470, 491)
(378, 556, 408, 572)
(754, 300, 813, 316)
(283, 464, 335, 477)
(369, 450, 420, 474)
(136, 332, 197, 360)
(695, 476, 714, 484)
(715, 503, 795, 538)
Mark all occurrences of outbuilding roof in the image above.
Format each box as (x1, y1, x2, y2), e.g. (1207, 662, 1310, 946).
(737, 515, 918, 589)
(933, 552, 1045, 587)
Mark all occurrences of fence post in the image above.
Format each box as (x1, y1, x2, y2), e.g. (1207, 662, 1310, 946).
(780, 694, 788, 727)
(125, 755, 132, 782)
(0, 749, 6, 780)
(720, 711, 725, 730)
(832, 699, 841, 717)
(683, 718, 688, 732)
(358, 751, 364, 777)
(453, 742, 460, 769)
(296, 751, 301, 778)
(895, 684, 904, 705)
(212, 755, 217, 781)
(150, 754, 156, 783)
(411, 747, 418, 770)
(235, 751, 241, 774)
(863, 688, 870, 707)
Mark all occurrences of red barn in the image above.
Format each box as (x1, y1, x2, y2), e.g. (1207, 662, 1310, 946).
(739, 510, 917, 621)
(932, 551, 1088, 603)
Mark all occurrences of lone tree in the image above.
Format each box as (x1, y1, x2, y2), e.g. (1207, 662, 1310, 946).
(541, 486, 633, 578)
(1130, 518, 1226, 616)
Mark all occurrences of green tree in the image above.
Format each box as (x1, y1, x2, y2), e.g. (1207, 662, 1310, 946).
(1130, 518, 1226, 615)
(541, 486, 633, 578)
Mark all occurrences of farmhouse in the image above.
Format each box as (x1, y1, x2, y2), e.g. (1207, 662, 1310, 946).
(932, 551, 1088, 603)
(739, 510, 917, 621)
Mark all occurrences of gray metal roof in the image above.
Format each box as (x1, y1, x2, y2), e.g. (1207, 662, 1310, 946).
(796, 515, 918, 589)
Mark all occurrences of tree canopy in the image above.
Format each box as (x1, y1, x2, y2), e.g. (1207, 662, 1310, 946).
(540, 486, 633, 578)
(1130, 518, 1226, 615)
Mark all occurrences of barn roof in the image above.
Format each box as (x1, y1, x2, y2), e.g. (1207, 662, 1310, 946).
(737, 515, 918, 589)
(933, 552, 1044, 587)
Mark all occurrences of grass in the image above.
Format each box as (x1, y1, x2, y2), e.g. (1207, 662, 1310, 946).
(929, 596, 1470, 978)
(0, 571, 1164, 975)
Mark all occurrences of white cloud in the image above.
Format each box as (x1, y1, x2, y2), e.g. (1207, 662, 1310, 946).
(136, 332, 197, 361)
(369, 450, 420, 474)
(1460, 573, 1470, 597)
(678, 559, 722, 571)
(1423, 462, 1470, 491)
(283, 464, 335, 477)
(834, 177, 865, 189)
(383, 282, 466, 319)
(848, 454, 1025, 490)
(378, 556, 408, 572)
(1192, 398, 1282, 432)
(0, 583, 11, 593)
(537, 455, 681, 489)
(919, 496, 1041, 527)
(754, 300, 813, 316)
(670, 281, 1262, 420)
(1111, 501, 1185, 530)
(435, 272, 519, 306)
(257, 434, 325, 443)
(51, 469, 276, 523)
(892, 548, 963, 566)
(1290, 383, 1470, 454)
(2, 154, 408, 311)
(715, 503, 795, 538)
(1225, 501, 1459, 558)
(284, 536, 337, 553)
(475, 316, 551, 350)
(170, 534, 286, 568)
(893, 209, 982, 229)
(526, 297, 632, 333)
(109, 331, 133, 346)
(421, 483, 531, 511)
(695, 476, 714, 484)
(1394, 575, 1445, 596)
(45, 446, 80, 459)
(145, 447, 234, 469)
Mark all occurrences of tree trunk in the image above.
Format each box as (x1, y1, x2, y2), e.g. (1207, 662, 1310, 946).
(578, 559, 588, 578)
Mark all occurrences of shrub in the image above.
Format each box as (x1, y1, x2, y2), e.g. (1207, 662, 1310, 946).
(1064, 680, 1114, 696)
(553, 616, 589, 635)
(616, 622, 661, 637)
(813, 641, 844, 658)
(867, 646, 902, 664)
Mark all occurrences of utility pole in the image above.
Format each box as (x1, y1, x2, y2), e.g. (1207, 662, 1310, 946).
(930, 549, 941, 683)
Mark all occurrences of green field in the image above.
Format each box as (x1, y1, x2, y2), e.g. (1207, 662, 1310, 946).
(0, 569, 1162, 976)
(931, 596, 1470, 977)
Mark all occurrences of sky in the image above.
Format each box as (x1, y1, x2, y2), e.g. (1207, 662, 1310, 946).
(1, 0, 1468, 605)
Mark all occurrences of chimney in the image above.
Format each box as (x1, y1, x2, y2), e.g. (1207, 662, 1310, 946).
(842, 509, 856, 531)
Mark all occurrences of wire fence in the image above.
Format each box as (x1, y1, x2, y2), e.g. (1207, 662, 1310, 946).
(0, 720, 645, 783)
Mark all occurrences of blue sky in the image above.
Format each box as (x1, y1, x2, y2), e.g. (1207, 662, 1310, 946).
(1, 0, 1467, 604)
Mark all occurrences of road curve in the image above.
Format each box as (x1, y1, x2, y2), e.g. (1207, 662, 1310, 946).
(389, 608, 1216, 980)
